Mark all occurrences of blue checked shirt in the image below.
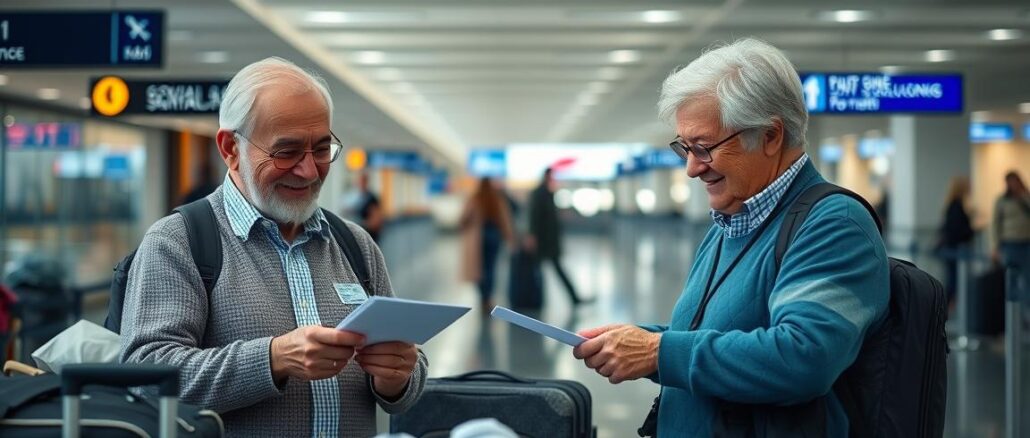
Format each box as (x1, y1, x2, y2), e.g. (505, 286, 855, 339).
(711, 154, 809, 238)
(222, 176, 341, 438)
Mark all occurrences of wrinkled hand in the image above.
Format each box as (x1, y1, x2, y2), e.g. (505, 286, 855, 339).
(355, 342, 418, 399)
(573, 324, 661, 384)
(270, 326, 365, 383)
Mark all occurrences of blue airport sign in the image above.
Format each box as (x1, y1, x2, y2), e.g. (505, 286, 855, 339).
(0, 11, 164, 67)
(642, 149, 682, 169)
(1024, 124, 1030, 142)
(467, 149, 507, 177)
(4, 122, 81, 149)
(969, 123, 1013, 143)
(368, 151, 433, 174)
(800, 73, 962, 114)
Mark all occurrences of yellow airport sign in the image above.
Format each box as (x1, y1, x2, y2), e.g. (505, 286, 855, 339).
(346, 148, 367, 171)
(91, 76, 130, 116)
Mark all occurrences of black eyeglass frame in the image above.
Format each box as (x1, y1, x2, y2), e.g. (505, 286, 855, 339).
(234, 130, 344, 170)
(668, 129, 749, 163)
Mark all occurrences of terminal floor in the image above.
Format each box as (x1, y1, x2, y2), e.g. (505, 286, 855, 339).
(77, 221, 1027, 437)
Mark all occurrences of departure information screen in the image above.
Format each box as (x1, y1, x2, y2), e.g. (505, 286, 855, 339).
(800, 73, 962, 114)
(0, 11, 163, 67)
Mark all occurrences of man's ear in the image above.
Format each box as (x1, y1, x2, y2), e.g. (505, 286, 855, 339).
(216, 129, 240, 171)
(762, 118, 785, 158)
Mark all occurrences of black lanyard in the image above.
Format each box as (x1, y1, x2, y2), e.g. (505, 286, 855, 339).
(687, 178, 803, 331)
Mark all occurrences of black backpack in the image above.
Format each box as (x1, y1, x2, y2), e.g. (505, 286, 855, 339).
(775, 183, 948, 438)
(104, 198, 371, 334)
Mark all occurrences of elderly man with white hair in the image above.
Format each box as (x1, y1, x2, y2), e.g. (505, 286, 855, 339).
(573, 39, 888, 436)
(120, 57, 427, 437)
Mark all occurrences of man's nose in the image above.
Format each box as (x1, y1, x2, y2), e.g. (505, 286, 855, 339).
(292, 152, 319, 179)
(686, 156, 708, 179)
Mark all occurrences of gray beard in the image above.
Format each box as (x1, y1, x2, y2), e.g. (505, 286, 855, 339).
(239, 152, 322, 225)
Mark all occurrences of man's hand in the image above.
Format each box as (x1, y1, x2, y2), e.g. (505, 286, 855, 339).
(573, 324, 661, 384)
(355, 342, 418, 399)
(270, 326, 365, 382)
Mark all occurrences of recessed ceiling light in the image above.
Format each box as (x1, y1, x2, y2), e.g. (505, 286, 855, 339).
(986, 29, 1023, 41)
(306, 11, 349, 24)
(37, 88, 60, 100)
(641, 10, 681, 23)
(353, 51, 385, 65)
(197, 51, 228, 64)
(578, 93, 600, 106)
(924, 49, 955, 63)
(168, 30, 193, 42)
(79, 97, 92, 110)
(817, 10, 877, 23)
(971, 110, 991, 121)
(609, 50, 640, 64)
(879, 65, 903, 74)
(3, 115, 14, 127)
(0, 74, 8, 86)
(1019, 102, 1030, 114)
(376, 68, 403, 81)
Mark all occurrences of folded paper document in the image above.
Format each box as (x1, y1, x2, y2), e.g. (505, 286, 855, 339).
(490, 306, 586, 346)
(336, 296, 470, 345)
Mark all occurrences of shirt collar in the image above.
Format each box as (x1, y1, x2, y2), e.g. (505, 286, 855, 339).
(220, 174, 330, 242)
(711, 154, 809, 238)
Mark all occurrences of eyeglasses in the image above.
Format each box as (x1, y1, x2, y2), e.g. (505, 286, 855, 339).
(668, 129, 747, 164)
(234, 130, 343, 170)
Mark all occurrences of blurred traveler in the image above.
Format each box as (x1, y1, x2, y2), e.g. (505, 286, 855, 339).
(119, 57, 427, 437)
(356, 172, 385, 242)
(937, 176, 975, 308)
(573, 39, 888, 436)
(460, 177, 515, 312)
(528, 167, 589, 305)
(993, 171, 1030, 302)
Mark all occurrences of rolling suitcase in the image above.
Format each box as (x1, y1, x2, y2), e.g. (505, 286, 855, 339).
(508, 249, 543, 310)
(0, 363, 223, 437)
(391, 370, 595, 438)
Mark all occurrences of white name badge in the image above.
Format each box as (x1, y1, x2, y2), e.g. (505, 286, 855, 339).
(334, 283, 367, 305)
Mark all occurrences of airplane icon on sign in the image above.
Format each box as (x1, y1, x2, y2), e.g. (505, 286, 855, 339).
(125, 15, 151, 41)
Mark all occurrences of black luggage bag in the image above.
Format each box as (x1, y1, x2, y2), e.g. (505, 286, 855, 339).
(508, 249, 543, 310)
(973, 266, 1006, 336)
(391, 370, 594, 438)
(0, 363, 223, 437)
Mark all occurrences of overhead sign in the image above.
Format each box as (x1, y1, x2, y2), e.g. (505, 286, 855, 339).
(0, 11, 164, 67)
(467, 149, 507, 177)
(90, 77, 227, 116)
(1023, 124, 1030, 142)
(368, 151, 433, 174)
(800, 73, 962, 114)
(969, 123, 1013, 143)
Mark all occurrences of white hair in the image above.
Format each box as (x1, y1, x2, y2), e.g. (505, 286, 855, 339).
(219, 56, 334, 136)
(657, 38, 808, 150)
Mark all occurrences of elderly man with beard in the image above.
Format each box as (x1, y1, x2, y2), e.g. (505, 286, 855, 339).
(119, 57, 427, 437)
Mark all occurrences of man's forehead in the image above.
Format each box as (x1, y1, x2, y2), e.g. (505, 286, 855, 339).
(675, 101, 722, 141)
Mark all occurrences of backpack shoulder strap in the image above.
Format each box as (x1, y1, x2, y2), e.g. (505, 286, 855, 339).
(774, 183, 882, 272)
(173, 198, 222, 295)
(321, 208, 372, 296)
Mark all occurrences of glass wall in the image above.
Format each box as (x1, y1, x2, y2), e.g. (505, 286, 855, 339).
(2, 103, 151, 287)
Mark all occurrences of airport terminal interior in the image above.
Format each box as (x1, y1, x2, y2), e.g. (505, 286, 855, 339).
(1, 1, 1029, 437)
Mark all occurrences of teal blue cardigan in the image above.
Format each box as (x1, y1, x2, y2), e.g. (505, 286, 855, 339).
(642, 161, 889, 436)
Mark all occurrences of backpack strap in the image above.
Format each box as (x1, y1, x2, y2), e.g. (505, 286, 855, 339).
(321, 208, 372, 296)
(173, 199, 222, 295)
(774, 183, 882, 272)
(772, 182, 882, 437)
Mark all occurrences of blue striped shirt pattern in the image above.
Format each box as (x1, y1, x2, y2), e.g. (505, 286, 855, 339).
(711, 154, 809, 238)
(221, 175, 340, 438)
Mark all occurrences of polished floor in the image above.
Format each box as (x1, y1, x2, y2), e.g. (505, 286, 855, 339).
(70, 217, 1029, 437)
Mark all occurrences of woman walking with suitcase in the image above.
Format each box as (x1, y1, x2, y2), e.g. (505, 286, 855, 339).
(461, 178, 514, 312)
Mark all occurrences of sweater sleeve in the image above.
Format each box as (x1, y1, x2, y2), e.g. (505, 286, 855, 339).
(656, 199, 889, 404)
(119, 216, 284, 413)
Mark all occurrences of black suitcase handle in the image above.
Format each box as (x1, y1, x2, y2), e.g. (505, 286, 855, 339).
(441, 370, 533, 384)
(61, 363, 179, 397)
